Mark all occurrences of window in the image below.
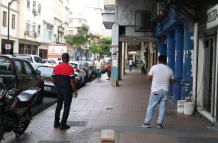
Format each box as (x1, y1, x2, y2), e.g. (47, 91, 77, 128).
(135, 10, 152, 32)
(38, 4, 41, 14)
(38, 25, 41, 34)
(15, 60, 24, 75)
(34, 56, 43, 63)
(12, 14, 15, 29)
(27, 0, 30, 8)
(3, 11, 7, 27)
(23, 61, 34, 74)
(33, 1, 36, 8)
(32, 24, 36, 32)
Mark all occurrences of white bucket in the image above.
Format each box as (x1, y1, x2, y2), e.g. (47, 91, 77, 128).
(177, 100, 186, 113)
(184, 102, 194, 115)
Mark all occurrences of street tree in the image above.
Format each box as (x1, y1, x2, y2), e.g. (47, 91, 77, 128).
(89, 37, 112, 58)
(65, 24, 90, 60)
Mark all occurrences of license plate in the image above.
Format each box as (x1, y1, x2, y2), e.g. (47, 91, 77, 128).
(0, 78, 2, 83)
(44, 86, 51, 91)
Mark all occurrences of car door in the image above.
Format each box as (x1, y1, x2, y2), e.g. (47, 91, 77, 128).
(23, 60, 41, 89)
(14, 59, 28, 90)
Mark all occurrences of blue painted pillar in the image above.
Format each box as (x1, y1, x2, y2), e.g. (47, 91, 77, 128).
(182, 19, 193, 98)
(167, 31, 175, 97)
(174, 26, 184, 100)
(157, 37, 166, 56)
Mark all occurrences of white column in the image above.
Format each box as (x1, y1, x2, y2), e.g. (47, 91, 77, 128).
(111, 24, 119, 86)
(121, 42, 125, 79)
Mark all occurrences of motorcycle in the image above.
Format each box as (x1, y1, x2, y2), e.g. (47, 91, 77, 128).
(0, 83, 41, 142)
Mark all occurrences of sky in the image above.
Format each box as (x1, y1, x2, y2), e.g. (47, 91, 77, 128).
(69, 0, 103, 12)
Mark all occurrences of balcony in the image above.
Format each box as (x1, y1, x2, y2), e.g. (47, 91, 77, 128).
(104, 0, 115, 10)
(102, 0, 115, 29)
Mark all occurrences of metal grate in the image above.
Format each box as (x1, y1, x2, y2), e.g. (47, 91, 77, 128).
(38, 141, 70, 143)
(67, 121, 87, 127)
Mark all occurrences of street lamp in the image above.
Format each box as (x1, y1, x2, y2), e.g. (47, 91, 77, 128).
(57, 23, 64, 44)
(7, 0, 17, 54)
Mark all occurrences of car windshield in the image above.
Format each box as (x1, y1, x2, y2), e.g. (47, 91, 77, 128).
(69, 63, 78, 69)
(37, 66, 53, 76)
(0, 57, 13, 74)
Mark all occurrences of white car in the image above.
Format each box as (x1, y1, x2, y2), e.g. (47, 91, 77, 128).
(69, 61, 87, 87)
(14, 54, 44, 70)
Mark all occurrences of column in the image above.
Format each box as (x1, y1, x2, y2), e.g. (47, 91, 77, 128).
(157, 37, 166, 56)
(111, 24, 119, 86)
(182, 19, 194, 98)
(124, 42, 128, 74)
(174, 26, 184, 100)
(167, 31, 175, 97)
(121, 42, 125, 79)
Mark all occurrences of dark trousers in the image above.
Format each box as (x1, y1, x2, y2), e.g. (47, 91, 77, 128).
(55, 87, 72, 125)
(141, 67, 145, 74)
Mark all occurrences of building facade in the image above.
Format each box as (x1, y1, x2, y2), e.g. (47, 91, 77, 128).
(0, 0, 70, 58)
(103, 0, 157, 84)
(0, 0, 19, 54)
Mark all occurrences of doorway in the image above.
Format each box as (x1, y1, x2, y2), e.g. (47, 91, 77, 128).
(203, 35, 217, 117)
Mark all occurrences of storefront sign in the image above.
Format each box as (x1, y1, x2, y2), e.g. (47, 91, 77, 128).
(48, 44, 68, 58)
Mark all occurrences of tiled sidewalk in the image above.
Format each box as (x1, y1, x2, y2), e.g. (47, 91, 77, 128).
(2, 70, 218, 143)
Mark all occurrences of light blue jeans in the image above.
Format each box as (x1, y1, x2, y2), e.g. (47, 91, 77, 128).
(144, 90, 168, 125)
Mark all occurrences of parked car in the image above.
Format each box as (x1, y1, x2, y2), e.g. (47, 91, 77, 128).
(69, 61, 87, 87)
(37, 64, 81, 96)
(79, 61, 93, 79)
(36, 65, 56, 96)
(13, 54, 44, 70)
(0, 55, 44, 103)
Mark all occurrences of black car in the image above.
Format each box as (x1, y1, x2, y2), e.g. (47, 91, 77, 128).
(36, 65, 56, 96)
(0, 55, 44, 103)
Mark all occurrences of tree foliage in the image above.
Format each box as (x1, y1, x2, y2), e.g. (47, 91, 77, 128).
(65, 24, 90, 49)
(89, 37, 112, 56)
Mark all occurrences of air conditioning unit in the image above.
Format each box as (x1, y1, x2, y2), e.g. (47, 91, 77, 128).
(32, 8, 37, 16)
(34, 32, 38, 37)
(24, 30, 29, 35)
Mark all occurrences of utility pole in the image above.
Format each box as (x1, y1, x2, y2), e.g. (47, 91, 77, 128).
(57, 23, 64, 44)
(7, 0, 16, 54)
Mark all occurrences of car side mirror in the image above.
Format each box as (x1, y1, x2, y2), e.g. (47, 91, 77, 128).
(35, 70, 41, 75)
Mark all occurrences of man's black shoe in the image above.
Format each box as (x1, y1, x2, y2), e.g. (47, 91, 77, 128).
(60, 124, 70, 130)
(54, 122, 60, 128)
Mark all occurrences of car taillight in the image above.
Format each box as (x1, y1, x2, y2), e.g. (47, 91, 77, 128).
(10, 98, 18, 108)
(76, 69, 80, 72)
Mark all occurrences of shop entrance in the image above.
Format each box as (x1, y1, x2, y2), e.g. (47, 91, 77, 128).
(203, 35, 217, 118)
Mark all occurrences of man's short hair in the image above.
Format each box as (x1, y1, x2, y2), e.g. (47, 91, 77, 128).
(62, 53, 69, 63)
(158, 55, 167, 64)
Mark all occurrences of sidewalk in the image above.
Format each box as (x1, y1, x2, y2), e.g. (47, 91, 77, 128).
(3, 70, 218, 143)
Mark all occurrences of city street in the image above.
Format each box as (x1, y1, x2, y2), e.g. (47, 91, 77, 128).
(1, 71, 218, 143)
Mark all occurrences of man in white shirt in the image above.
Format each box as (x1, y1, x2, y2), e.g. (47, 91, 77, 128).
(143, 55, 174, 128)
(128, 59, 133, 71)
(95, 59, 102, 80)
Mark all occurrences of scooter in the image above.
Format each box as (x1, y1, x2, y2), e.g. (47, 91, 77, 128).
(0, 83, 41, 142)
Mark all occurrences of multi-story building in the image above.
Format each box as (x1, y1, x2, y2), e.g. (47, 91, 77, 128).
(18, 0, 43, 55)
(67, 12, 88, 36)
(0, 0, 19, 54)
(0, 0, 70, 58)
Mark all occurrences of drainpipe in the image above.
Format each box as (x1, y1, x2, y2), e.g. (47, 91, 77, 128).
(174, 26, 184, 100)
(167, 31, 175, 98)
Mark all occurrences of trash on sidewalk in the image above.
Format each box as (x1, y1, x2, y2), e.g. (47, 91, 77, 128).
(100, 129, 115, 143)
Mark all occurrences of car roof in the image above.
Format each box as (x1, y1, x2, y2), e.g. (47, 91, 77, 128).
(0, 54, 30, 61)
